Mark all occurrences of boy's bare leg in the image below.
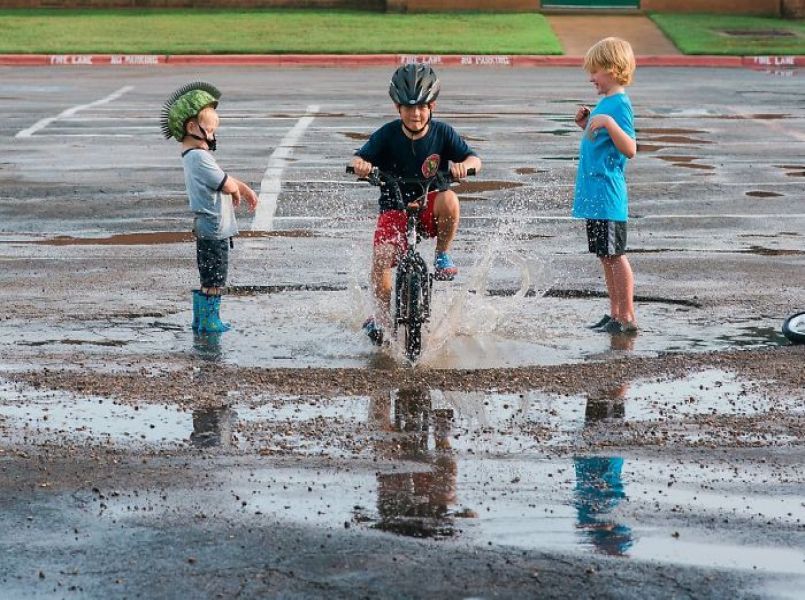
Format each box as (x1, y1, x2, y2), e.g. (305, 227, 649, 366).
(600, 259, 618, 319)
(432, 190, 460, 253)
(607, 255, 636, 324)
(371, 244, 397, 330)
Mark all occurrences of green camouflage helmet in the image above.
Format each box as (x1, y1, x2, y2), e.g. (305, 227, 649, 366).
(160, 81, 221, 141)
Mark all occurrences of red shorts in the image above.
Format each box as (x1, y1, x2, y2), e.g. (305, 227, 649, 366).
(373, 191, 438, 258)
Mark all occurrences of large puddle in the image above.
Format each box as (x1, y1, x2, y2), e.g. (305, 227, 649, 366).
(3, 369, 798, 451)
(2, 369, 803, 587)
(0, 290, 790, 370)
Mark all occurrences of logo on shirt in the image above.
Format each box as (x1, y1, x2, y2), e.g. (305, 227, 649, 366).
(421, 154, 441, 178)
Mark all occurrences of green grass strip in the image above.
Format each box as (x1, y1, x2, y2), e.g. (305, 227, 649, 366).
(0, 9, 562, 55)
(650, 13, 805, 56)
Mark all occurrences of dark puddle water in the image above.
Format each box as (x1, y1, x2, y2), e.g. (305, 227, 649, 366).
(514, 167, 548, 175)
(0, 230, 315, 246)
(452, 180, 524, 193)
(746, 191, 784, 198)
(341, 131, 369, 141)
(655, 156, 715, 171)
(776, 165, 805, 178)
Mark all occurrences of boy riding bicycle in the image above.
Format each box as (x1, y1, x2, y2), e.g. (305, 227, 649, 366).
(350, 63, 482, 345)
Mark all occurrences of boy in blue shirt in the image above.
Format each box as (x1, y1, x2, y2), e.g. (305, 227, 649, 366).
(351, 64, 482, 344)
(161, 82, 258, 333)
(573, 38, 638, 335)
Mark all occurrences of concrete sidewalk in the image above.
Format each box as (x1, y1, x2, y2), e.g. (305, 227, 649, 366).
(546, 14, 680, 56)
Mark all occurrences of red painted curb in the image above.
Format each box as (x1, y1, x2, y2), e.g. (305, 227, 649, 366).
(0, 53, 802, 68)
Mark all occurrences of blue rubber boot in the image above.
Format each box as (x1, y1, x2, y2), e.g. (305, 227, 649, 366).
(197, 292, 231, 333)
(191, 290, 202, 331)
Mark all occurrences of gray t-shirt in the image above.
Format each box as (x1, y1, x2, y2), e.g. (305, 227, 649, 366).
(182, 148, 238, 240)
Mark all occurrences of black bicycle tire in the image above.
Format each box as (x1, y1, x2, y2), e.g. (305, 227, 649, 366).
(403, 272, 422, 361)
(782, 311, 805, 344)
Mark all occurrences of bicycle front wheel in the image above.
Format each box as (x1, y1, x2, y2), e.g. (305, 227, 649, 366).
(396, 270, 423, 361)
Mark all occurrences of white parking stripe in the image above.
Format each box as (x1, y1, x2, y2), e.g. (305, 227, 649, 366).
(14, 86, 134, 139)
(252, 104, 320, 231)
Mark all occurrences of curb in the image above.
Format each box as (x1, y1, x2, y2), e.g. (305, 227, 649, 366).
(0, 53, 802, 69)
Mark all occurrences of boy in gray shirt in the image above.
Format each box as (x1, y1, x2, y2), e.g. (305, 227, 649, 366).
(161, 82, 257, 333)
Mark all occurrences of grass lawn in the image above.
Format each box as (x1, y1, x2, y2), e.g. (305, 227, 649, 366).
(0, 9, 561, 55)
(650, 13, 805, 55)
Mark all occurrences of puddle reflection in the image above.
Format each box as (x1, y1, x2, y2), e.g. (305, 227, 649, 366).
(574, 383, 632, 557)
(190, 407, 236, 449)
(365, 387, 472, 539)
(193, 332, 223, 362)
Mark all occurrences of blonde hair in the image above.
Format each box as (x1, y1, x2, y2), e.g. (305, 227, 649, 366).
(584, 37, 636, 86)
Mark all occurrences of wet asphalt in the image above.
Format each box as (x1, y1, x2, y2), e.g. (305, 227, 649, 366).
(0, 65, 803, 598)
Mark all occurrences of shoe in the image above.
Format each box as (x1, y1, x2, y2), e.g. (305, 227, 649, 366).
(588, 314, 612, 330)
(362, 317, 384, 346)
(600, 319, 638, 335)
(434, 251, 458, 281)
(197, 293, 231, 334)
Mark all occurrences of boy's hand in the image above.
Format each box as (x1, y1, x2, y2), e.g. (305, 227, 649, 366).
(351, 157, 373, 178)
(241, 185, 258, 212)
(450, 161, 469, 180)
(588, 114, 614, 134)
(575, 105, 591, 129)
(230, 187, 242, 208)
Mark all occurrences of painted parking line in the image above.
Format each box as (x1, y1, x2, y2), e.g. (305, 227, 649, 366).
(14, 86, 134, 139)
(252, 104, 320, 231)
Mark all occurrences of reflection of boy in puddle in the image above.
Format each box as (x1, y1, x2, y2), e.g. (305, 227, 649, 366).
(367, 387, 467, 538)
(573, 383, 633, 556)
(609, 331, 636, 352)
(190, 406, 236, 449)
(192, 330, 223, 361)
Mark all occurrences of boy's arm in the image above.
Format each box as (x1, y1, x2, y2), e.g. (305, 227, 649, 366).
(589, 115, 636, 159)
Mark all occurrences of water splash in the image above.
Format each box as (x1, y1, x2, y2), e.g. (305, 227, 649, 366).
(417, 219, 554, 366)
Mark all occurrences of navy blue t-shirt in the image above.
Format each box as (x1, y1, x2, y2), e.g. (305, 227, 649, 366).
(356, 119, 476, 212)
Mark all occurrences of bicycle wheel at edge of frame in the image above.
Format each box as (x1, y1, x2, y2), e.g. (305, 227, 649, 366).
(782, 311, 805, 344)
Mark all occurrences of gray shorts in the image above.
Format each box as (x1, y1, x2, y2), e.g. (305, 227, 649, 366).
(196, 238, 230, 288)
(586, 219, 627, 257)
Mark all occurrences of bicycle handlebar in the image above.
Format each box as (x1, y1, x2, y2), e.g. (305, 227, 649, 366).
(345, 165, 476, 184)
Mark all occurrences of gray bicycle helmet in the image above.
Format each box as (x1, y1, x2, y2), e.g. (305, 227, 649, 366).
(389, 63, 441, 106)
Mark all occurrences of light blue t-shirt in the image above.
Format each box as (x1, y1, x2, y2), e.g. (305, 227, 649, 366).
(572, 93, 635, 222)
(182, 148, 238, 240)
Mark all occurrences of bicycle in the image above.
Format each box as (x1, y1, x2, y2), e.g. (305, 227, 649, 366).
(347, 165, 476, 361)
